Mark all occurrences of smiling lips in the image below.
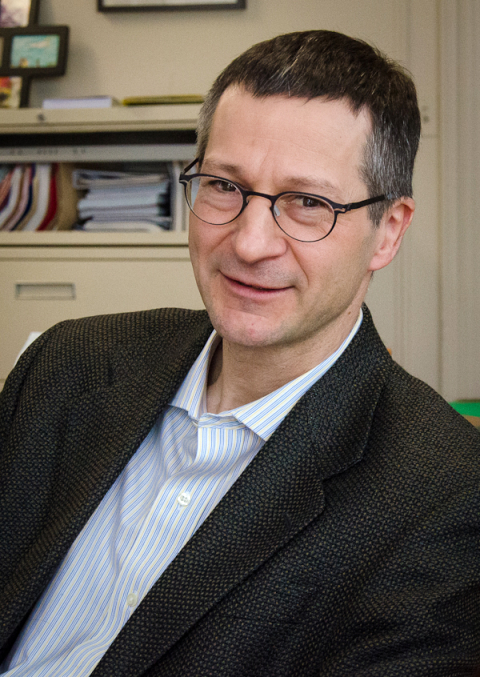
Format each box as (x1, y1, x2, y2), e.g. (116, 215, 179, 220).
(223, 273, 290, 294)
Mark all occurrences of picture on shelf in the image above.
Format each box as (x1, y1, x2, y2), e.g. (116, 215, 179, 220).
(99, 0, 245, 11)
(0, 0, 31, 27)
(0, 75, 21, 106)
(11, 33, 59, 68)
(0, 25, 69, 78)
(0, 0, 35, 103)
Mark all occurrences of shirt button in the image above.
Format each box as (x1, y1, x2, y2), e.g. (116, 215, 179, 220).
(126, 592, 138, 607)
(177, 491, 191, 506)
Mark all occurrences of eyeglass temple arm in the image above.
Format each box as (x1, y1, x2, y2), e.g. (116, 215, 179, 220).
(334, 192, 395, 213)
(180, 158, 200, 177)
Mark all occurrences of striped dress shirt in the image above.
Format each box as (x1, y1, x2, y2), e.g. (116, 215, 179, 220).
(2, 311, 362, 677)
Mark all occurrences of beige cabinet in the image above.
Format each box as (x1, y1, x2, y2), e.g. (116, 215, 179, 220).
(0, 233, 204, 387)
(0, 106, 204, 388)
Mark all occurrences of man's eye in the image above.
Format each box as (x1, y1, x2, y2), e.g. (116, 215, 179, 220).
(210, 179, 237, 193)
(299, 196, 327, 209)
(283, 194, 329, 210)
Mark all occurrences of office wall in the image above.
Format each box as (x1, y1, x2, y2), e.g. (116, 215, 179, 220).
(440, 0, 480, 401)
(30, 0, 447, 395)
(34, 1, 409, 106)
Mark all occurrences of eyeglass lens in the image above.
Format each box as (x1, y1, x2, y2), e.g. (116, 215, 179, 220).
(185, 175, 336, 242)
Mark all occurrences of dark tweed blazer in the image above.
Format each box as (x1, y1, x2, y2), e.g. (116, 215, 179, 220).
(1, 305, 480, 677)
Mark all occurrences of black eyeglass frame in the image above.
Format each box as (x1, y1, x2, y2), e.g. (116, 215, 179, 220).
(179, 159, 393, 242)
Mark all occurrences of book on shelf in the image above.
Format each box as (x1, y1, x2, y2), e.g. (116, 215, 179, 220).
(0, 166, 24, 230)
(121, 94, 203, 106)
(21, 164, 53, 231)
(7, 165, 34, 231)
(42, 96, 120, 110)
(37, 166, 58, 231)
(54, 164, 82, 231)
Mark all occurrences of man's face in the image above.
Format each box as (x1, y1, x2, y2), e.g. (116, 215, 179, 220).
(189, 87, 401, 357)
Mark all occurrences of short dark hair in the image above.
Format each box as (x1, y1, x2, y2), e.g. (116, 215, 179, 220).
(197, 30, 421, 225)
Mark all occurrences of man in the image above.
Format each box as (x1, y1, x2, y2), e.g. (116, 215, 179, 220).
(1, 30, 479, 677)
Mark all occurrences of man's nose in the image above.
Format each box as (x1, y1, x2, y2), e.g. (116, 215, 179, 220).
(231, 195, 287, 263)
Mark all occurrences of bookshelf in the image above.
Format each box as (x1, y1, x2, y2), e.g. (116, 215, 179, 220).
(0, 105, 205, 388)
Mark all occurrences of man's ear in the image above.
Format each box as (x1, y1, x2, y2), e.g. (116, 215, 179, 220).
(368, 197, 415, 272)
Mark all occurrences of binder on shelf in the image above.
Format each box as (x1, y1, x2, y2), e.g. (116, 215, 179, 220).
(15, 166, 39, 231)
(42, 96, 120, 110)
(0, 165, 24, 230)
(3, 165, 33, 231)
(54, 163, 82, 231)
(37, 165, 58, 231)
(0, 168, 13, 209)
(21, 164, 52, 231)
(121, 94, 203, 106)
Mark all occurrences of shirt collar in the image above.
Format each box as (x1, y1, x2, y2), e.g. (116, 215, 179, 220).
(171, 309, 363, 441)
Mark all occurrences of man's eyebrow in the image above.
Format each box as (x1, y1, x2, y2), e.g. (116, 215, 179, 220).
(200, 160, 241, 176)
(201, 161, 342, 199)
(283, 175, 342, 198)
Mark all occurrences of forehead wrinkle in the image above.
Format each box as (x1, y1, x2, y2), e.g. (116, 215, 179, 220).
(200, 158, 343, 199)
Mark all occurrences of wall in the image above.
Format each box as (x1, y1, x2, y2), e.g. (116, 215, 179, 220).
(34, 0, 409, 106)
(440, 0, 480, 400)
(30, 0, 446, 394)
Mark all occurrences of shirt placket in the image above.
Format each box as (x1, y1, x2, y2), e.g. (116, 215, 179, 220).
(103, 414, 228, 625)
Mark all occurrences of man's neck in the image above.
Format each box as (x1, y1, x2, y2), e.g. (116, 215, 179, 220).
(206, 342, 300, 414)
(206, 313, 361, 414)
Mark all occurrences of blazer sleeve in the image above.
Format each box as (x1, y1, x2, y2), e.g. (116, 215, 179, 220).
(323, 462, 480, 675)
(0, 322, 67, 454)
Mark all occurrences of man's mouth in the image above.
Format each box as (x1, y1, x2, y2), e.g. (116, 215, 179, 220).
(236, 280, 274, 292)
(224, 274, 287, 293)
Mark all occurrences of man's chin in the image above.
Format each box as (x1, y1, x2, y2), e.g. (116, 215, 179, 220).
(209, 311, 286, 349)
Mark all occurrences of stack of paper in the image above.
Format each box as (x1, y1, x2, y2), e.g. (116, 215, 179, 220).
(74, 168, 172, 232)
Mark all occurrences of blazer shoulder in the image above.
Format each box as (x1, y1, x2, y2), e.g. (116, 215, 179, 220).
(1, 307, 212, 435)
(44, 306, 211, 346)
(15, 307, 211, 362)
(374, 360, 480, 475)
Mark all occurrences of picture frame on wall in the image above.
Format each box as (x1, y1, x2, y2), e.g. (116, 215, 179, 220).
(0, 0, 40, 107)
(0, 25, 68, 77)
(98, 0, 245, 11)
(0, 0, 39, 28)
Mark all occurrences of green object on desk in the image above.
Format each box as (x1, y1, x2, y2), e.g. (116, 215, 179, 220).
(450, 401, 480, 417)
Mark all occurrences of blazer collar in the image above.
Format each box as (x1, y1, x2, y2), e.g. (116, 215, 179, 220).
(50, 310, 215, 531)
(4, 310, 215, 643)
(93, 305, 392, 677)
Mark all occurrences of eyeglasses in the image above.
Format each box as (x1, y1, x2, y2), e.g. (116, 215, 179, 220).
(179, 159, 392, 243)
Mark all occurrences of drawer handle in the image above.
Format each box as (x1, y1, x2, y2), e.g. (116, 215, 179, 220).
(15, 282, 76, 300)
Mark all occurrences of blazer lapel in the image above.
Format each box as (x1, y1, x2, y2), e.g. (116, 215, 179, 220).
(94, 307, 392, 677)
(2, 311, 213, 646)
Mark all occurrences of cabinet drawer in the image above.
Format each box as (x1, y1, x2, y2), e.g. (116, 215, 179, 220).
(0, 255, 204, 383)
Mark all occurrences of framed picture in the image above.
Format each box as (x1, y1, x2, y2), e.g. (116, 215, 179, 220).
(0, 74, 21, 107)
(98, 0, 245, 11)
(0, 0, 38, 28)
(0, 25, 68, 76)
(0, 0, 39, 105)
